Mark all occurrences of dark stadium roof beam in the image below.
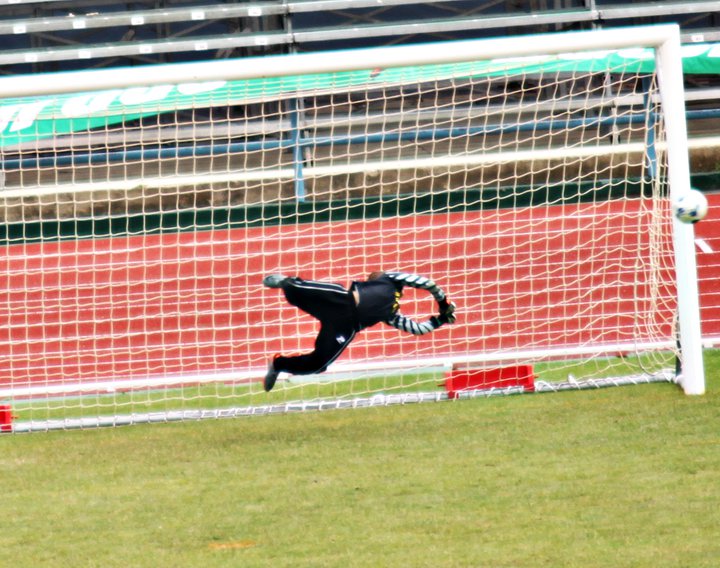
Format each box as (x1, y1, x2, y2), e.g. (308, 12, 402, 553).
(0, 11, 598, 66)
(0, 0, 463, 18)
(1, 0, 459, 35)
(0, 32, 293, 66)
(599, 2, 720, 19)
(0, 4, 279, 35)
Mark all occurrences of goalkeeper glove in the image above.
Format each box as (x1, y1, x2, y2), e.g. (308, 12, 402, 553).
(437, 301, 456, 325)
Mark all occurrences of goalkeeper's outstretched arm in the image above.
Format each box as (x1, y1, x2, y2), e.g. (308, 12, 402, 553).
(383, 272, 456, 335)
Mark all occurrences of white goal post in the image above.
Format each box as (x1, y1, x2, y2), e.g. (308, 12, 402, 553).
(0, 24, 705, 432)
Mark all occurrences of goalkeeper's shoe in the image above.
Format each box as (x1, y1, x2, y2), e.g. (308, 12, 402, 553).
(263, 274, 288, 289)
(264, 356, 281, 392)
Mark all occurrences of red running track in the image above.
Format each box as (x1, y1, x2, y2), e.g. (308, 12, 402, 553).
(1, 194, 715, 391)
(693, 192, 720, 344)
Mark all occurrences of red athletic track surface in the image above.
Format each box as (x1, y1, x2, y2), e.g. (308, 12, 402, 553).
(694, 193, 720, 343)
(0, 194, 718, 391)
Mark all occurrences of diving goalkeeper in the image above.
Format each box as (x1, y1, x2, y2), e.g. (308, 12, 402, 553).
(261, 271, 457, 391)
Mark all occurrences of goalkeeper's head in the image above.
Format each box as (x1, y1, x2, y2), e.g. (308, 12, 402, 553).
(367, 271, 385, 281)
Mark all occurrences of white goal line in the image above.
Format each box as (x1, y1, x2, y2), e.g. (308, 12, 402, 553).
(13, 371, 678, 433)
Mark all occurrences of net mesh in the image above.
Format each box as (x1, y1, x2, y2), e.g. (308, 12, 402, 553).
(0, 49, 680, 428)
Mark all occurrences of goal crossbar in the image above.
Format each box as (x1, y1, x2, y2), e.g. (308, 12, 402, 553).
(0, 25, 693, 99)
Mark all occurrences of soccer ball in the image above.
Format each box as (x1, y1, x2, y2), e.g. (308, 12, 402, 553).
(672, 190, 708, 224)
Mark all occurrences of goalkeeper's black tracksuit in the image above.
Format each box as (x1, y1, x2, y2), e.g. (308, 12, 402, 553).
(272, 272, 450, 376)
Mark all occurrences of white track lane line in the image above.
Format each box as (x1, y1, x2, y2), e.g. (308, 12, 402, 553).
(695, 238, 713, 253)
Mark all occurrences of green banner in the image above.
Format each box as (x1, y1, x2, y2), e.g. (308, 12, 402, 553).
(2, 42, 719, 148)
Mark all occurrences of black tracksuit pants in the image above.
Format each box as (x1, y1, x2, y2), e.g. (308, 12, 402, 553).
(273, 277, 358, 375)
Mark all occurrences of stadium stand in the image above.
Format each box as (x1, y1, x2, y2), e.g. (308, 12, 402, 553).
(0, 1, 719, 72)
(2, 1, 719, 145)
(1, 1, 718, 166)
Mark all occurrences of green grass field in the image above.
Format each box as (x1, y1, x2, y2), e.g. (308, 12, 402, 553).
(2, 352, 719, 567)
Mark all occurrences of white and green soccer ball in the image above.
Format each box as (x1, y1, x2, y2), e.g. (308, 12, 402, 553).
(672, 189, 708, 224)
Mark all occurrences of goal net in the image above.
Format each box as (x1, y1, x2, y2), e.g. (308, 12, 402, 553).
(0, 25, 704, 432)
